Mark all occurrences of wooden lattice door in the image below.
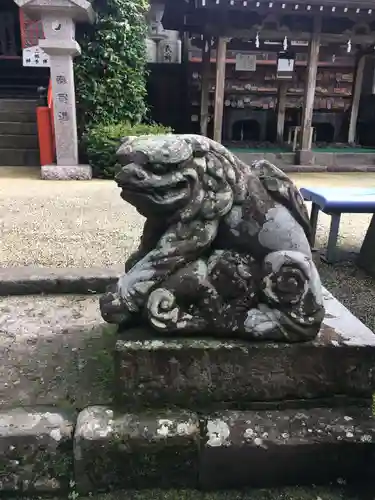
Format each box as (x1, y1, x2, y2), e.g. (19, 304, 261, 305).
(19, 10, 44, 50)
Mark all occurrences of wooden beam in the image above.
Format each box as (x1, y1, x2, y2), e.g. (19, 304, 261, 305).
(213, 37, 227, 143)
(200, 36, 211, 137)
(206, 26, 375, 46)
(348, 54, 366, 145)
(300, 20, 321, 151)
(276, 81, 287, 144)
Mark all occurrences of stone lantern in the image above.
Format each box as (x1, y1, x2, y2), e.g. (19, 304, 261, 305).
(14, 0, 95, 180)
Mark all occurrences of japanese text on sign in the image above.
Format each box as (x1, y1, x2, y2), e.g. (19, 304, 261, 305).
(56, 75, 68, 85)
(57, 111, 69, 122)
(23, 46, 50, 68)
(235, 53, 256, 72)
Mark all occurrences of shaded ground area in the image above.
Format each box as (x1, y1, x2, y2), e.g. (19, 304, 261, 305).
(0, 295, 116, 409)
(318, 260, 375, 333)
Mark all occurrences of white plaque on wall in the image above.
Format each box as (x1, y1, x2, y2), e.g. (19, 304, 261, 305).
(23, 45, 50, 68)
(235, 53, 256, 72)
(276, 57, 295, 79)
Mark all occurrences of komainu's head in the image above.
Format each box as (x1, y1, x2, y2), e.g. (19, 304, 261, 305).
(115, 134, 246, 220)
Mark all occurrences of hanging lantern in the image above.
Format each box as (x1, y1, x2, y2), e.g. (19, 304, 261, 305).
(347, 39, 352, 53)
(276, 50, 295, 80)
(283, 36, 288, 51)
(255, 32, 260, 48)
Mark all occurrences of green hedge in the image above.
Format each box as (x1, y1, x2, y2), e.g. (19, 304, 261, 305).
(75, 0, 149, 135)
(84, 121, 172, 178)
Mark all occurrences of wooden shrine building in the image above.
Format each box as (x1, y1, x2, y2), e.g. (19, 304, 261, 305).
(161, 0, 375, 164)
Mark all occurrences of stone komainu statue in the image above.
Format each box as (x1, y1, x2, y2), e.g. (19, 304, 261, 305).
(100, 135, 324, 342)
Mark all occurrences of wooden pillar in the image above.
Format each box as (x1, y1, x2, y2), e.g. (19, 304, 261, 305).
(180, 31, 191, 132)
(213, 37, 227, 143)
(200, 36, 211, 137)
(348, 54, 366, 145)
(300, 21, 321, 151)
(276, 82, 287, 144)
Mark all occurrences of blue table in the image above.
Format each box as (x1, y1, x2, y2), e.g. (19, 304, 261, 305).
(300, 187, 375, 263)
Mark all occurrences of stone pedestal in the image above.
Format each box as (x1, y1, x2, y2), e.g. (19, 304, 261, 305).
(114, 288, 375, 409)
(40, 164, 92, 180)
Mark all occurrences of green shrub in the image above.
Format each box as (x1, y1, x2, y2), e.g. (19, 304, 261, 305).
(84, 121, 172, 178)
(75, 0, 149, 136)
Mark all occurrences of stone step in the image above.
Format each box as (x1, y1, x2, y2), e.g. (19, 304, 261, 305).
(199, 407, 375, 489)
(0, 148, 40, 166)
(2, 405, 374, 495)
(0, 121, 37, 135)
(314, 152, 375, 168)
(0, 110, 36, 124)
(234, 151, 296, 166)
(74, 406, 375, 493)
(0, 99, 38, 112)
(0, 134, 38, 149)
(114, 288, 375, 409)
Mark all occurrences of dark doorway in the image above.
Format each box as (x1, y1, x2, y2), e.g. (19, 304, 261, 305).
(146, 64, 187, 132)
(232, 119, 260, 141)
(313, 122, 335, 143)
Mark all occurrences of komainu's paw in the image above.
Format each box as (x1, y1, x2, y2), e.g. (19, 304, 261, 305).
(244, 304, 281, 338)
(99, 286, 133, 325)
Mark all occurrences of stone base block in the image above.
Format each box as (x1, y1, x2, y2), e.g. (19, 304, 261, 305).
(41, 164, 92, 180)
(200, 407, 375, 489)
(0, 407, 74, 494)
(114, 289, 375, 409)
(74, 407, 200, 494)
(296, 149, 315, 165)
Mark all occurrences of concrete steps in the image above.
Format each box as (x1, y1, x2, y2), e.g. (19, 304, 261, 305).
(0, 110, 37, 123)
(0, 121, 37, 135)
(0, 148, 39, 166)
(1, 404, 374, 495)
(0, 98, 39, 166)
(0, 98, 40, 112)
(0, 134, 38, 149)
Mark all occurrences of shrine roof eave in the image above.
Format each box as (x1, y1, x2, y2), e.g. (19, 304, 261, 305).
(196, 0, 375, 9)
(162, 0, 375, 31)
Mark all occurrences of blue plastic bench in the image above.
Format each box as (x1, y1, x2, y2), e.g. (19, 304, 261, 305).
(300, 187, 375, 263)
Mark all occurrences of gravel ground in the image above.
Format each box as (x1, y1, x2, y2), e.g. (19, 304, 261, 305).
(1, 170, 375, 331)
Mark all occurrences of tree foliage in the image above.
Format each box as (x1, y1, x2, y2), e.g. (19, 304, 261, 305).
(75, 0, 149, 135)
